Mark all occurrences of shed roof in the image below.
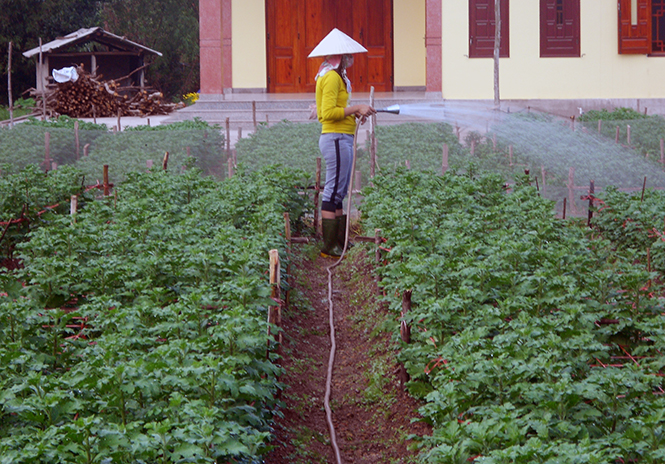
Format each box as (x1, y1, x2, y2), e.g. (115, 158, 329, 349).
(23, 27, 162, 58)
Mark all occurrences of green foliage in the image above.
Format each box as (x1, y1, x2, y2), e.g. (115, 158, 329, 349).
(0, 98, 36, 121)
(0, 165, 310, 462)
(235, 121, 322, 173)
(100, 0, 200, 98)
(578, 107, 648, 122)
(0, 118, 225, 179)
(361, 169, 665, 463)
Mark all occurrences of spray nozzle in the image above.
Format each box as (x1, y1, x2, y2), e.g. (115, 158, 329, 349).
(376, 104, 400, 115)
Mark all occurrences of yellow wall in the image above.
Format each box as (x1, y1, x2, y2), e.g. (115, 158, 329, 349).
(394, 0, 426, 88)
(441, 0, 665, 99)
(232, 0, 266, 89)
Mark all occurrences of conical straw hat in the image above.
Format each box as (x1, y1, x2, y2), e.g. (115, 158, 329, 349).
(308, 28, 367, 58)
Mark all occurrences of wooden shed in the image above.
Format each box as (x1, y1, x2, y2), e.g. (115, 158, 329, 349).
(23, 27, 162, 93)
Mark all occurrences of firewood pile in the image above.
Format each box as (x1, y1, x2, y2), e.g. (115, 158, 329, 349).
(36, 67, 183, 118)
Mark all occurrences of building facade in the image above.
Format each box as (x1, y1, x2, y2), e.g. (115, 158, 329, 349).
(200, 0, 665, 106)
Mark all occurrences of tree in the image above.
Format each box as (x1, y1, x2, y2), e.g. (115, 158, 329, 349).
(99, 0, 200, 100)
(0, 0, 101, 105)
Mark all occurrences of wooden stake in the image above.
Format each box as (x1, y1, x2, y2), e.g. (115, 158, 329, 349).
(598, 119, 602, 134)
(74, 120, 80, 160)
(238, 127, 242, 140)
(541, 165, 546, 196)
(117, 110, 122, 132)
(83, 143, 90, 157)
(562, 197, 567, 220)
(314, 157, 321, 237)
(398, 289, 412, 388)
(92, 105, 97, 124)
(162, 151, 169, 171)
(568, 167, 575, 215)
(587, 180, 595, 228)
(103, 165, 110, 196)
(269, 249, 281, 343)
(44, 131, 51, 169)
(283, 212, 291, 311)
(442, 143, 449, 175)
(227, 157, 234, 178)
(615, 126, 620, 144)
(39, 38, 46, 120)
(405, 160, 411, 170)
(7, 41, 13, 127)
(70, 195, 78, 222)
(375, 229, 382, 264)
(641, 176, 647, 202)
(354, 169, 362, 193)
(225, 117, 231, 157)
(252, 101, 257, 129)
(470, 140, 475, 156)
(627, 124, 631, 145)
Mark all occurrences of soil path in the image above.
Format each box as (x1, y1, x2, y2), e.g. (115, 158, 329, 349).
(265, 247, 430, 464)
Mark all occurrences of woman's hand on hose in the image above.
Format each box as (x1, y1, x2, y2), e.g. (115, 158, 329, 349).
(346, 104, 376, 124)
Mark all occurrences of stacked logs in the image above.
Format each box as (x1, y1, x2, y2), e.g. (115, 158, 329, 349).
(38, 67, 183, 118)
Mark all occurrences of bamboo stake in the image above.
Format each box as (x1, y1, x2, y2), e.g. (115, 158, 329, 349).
(442, 143, 449, 175)
(227, 157, 234, 178)
(225, 117, 231, 158)
(269, 249, 281, 344)
(44, 131, 51, 169)
(598, 119, 602, 134)
(399, 289, 412, 389)
(252, 101, 257, 129)
(627, 124, 631, 145)
(470, 140, 475, 156)
(39, 38, 46, 120)
(615, 126, 620, 144)
(70, 195, 78, 223)
(283, 212, 291, 311)
(641, 176, 647, 202)
(8, 41, 13, 127)
(117, 110, 122, 132)
(74, 120, 80, 160)
(562, 197, 567, 220)
(587, 180, 595, 228)
(568, 167, 575, 215)
(314, 157, 321, 237)
(83, 143, 90, 157)
(162, 151, 169, 171)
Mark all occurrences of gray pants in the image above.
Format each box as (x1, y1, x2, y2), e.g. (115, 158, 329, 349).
(319, 133, 354, 212)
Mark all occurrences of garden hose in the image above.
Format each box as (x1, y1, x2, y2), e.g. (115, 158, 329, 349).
(323, 117, 361, 464)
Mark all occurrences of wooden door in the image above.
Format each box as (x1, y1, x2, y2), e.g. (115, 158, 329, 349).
(266, 0, 393, 93)
(469, 0, 510, 58)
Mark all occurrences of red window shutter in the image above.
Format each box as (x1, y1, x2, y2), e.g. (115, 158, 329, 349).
(618, 0, 651, 54)
(540, 0, 580, 57)
(469, 0, 510, 58)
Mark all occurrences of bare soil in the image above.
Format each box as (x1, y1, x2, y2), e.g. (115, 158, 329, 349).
(265, 245, 431, 464)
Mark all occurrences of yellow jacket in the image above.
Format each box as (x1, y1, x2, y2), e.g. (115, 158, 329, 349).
(315, 71, 356, 134)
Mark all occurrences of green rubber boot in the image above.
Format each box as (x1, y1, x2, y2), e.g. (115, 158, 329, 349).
(321, 218, 344, 258)
(337, 214, 354, 250)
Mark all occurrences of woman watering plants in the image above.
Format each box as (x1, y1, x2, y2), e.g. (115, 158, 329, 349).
(309, 28, 376, 258)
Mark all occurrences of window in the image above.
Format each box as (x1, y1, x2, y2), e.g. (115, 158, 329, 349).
(469, 0, 509, 58)
(540, 0, 580, 57)
(617, 0, 665, 54)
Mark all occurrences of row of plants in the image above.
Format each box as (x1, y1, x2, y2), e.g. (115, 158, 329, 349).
(0, 164, 311, 463)
(360, 169, 665, 463)
(0, 117, 226, 180)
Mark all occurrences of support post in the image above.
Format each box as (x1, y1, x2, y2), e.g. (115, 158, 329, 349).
(103, 165, 110, 196)
(314, 157, 322, 237)
(7, 41, 13, 127)
(162, 151, 169, 171)
(74, 120, 80, 160)
(587, 180, 595, 228)
(70, 195, 78, 223)
(252, 101, 257, 129)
